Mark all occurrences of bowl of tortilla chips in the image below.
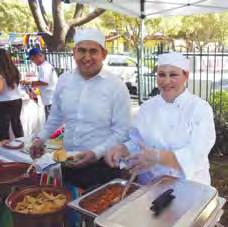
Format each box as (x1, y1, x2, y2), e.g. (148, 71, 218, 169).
(5, 185, 71, 227)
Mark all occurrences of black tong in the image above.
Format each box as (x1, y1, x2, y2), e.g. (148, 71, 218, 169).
(150, 188, 175, 216)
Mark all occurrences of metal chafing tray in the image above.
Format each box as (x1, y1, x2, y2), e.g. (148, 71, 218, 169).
(94, 177, 225, 227)
(68, 178, 142, 219)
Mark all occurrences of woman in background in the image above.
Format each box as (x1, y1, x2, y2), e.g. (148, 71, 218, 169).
(0, 48, 24, 140)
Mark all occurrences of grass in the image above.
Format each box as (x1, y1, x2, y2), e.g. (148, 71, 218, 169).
(210, 155, 228, 225)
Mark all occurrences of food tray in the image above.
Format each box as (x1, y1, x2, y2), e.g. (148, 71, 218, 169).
(95, 177, 220, 227)
(68, 179, 142, 218)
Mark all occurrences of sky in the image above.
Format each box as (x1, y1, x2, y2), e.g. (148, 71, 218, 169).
(19, 0, 53, 13)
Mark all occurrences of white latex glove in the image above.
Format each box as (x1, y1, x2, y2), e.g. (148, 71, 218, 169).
(127, 145, 160, 174)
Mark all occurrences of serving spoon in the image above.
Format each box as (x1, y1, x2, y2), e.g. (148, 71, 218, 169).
(121, 172, 137, 200)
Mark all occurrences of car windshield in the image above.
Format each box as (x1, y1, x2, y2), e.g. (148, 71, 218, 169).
(105, 55, 137, 67)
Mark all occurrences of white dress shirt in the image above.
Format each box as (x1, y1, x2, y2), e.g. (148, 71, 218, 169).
(39, 67, 131, 159)
(38, 61, 58, 106)
(125, 89, 216, 185)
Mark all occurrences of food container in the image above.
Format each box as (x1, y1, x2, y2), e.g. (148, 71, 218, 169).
(69, 178, 141, 222)
(95, 177, 225, 227)
(0, 162, 38, 198)
(5, 185, 71, 227)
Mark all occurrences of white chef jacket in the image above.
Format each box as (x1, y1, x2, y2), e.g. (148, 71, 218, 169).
(39, 67, 131, 159)
(38, 61, 58, 106)
(125, 89, 216, 185)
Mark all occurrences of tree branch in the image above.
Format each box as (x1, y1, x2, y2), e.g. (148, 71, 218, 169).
(28, 0, 51, 35)
(38, 0, 49, 25)
(53, 0, 68, 40)
(68, 8, 105, 27)
(73, 3, 84, 18)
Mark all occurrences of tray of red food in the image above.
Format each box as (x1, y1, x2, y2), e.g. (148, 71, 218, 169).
(68, 179, 141, 218)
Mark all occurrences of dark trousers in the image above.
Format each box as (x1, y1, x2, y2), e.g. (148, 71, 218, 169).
(0, 99, 24, 140)
(62, 159, 121, 190)
(44, 104, 52, 121)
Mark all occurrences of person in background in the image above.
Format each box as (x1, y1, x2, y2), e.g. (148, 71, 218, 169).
(29, 28, 131, 189)
(0, 48, 24, 140)
(106, 52, 216, 185)
(20, 48, 58, 120)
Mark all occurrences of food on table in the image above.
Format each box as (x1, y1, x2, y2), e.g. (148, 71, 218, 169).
(15, 190, 67, 214)
(79, 184, 138, 214)
(46, 139, 63, 150)
(67, 153, 84, 162)
(53, 149, 68, 162)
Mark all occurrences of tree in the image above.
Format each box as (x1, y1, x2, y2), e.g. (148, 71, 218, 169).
(100, 11, 141, 48)
(27, 0, 105, 51)
(0, 1, 36, 34)
(145, 13, 228, 50)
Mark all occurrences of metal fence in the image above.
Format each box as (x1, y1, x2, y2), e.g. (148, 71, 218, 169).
(11, 48, 228, 121)
(137, 46, 228, 121)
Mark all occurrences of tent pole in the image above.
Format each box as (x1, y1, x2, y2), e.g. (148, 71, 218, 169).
(138, 18, 144, 105)
(138, 0, 145, 105)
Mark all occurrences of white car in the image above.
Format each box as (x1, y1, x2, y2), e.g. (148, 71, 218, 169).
(104, 54, 151, 94)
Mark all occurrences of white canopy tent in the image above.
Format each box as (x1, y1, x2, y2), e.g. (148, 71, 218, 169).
(69, 0, 228, 102)
(70, 0, 228, 19)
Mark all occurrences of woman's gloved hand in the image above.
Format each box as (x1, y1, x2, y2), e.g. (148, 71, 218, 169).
(127, 145, 160, 174)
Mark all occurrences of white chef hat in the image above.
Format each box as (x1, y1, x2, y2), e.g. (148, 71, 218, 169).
(157, 52, 189, 71)
(74, 28, 105, 48)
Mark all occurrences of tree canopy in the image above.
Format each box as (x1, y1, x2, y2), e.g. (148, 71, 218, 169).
(1, 1, 228, 51)
(0, 1, 36, 34)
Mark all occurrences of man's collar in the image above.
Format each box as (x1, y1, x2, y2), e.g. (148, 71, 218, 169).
(75, 66, 107, 80)
(97, 66, 108, 78)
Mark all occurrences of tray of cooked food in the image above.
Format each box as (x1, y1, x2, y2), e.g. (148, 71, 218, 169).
(94, 177, 224, 227)
(68, 179, 142, 218)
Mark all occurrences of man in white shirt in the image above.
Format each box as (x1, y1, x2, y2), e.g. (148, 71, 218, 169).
(106, 52, 216, 185)
(30, 28, 131, 189)
(21, 48, 58, 120)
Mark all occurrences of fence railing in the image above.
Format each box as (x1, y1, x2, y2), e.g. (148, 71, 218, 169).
(11, 48, 228, 121)
(137, 46, 228, 121)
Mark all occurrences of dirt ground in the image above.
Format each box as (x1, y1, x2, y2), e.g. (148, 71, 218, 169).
(210, 155, 228, 226)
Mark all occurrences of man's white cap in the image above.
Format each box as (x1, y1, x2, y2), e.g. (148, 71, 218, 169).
(157, 52, 189, 71)
(74, 28, 105, 48)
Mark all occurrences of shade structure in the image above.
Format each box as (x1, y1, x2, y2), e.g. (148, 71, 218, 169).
(68, 0, 228, 104)
(70, 0, 228, 19)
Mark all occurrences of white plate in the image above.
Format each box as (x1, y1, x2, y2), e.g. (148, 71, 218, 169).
(2, 140, 24, 149)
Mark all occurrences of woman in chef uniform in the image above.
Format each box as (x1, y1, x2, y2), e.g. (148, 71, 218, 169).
(106, 52, 216, 185)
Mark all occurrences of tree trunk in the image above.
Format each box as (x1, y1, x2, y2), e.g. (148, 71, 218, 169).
(42, 33, 66, 51)
(28, 0, 105, 51)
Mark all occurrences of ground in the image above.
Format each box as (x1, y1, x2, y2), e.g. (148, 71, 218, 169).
(210, 155, 228, 226)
